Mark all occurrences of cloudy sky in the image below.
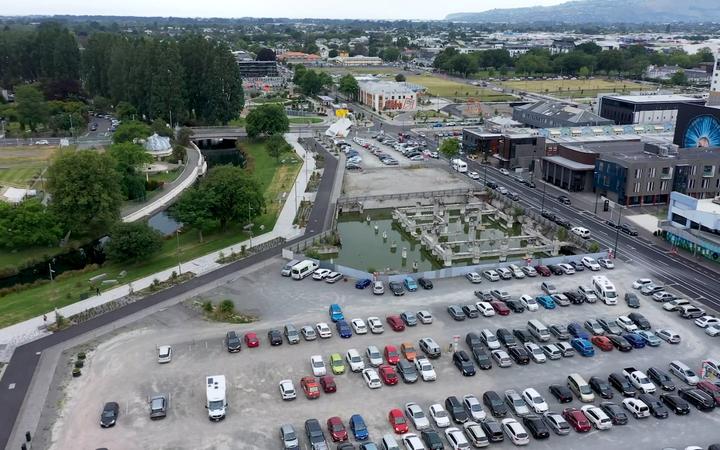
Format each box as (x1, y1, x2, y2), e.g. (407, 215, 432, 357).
(4, 0, 566, 20)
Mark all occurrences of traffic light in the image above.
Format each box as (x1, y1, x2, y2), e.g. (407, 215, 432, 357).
(603, 200, 609, 212)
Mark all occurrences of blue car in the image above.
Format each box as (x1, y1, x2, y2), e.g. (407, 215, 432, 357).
(622, 332, 646, 349)
(349, 414, 369, 440)
(355, 278, 372, 289)
(329, 304, 344, 322)
(336, 320, 352, 338)
(403, 277, 418, 292)
(535, 295, 556, 309)
(567, 322, 590, 340)
(571, 337, 595, 357)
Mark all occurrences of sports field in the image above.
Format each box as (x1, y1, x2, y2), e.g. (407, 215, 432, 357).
(500, 78, 655, 98)
(0, 146, 56, 188)
(406, 74, 516, 102)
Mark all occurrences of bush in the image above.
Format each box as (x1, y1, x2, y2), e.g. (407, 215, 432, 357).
(74, 360, 84, 368)
(77, 352, 86, 360)
(219, 299, 235, 314)
(145, 179, 165, 191)
(72, 368, 81, 377)
(203, 301, 213, 312)
(588, 241, 600, 253)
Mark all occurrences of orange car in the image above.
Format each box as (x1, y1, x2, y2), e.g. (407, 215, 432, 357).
(400, 342, 417, 361)
(301, 376, 320, 399)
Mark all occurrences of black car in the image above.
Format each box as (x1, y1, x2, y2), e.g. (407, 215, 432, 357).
(606, 334, 632, 352)
(608, 372, 637, 397)
(547, 264, 564, 275)
(523, 415, 550, 439)
(660, 393, 691, 415)
(337, 444, 354, 450)
(447, 305, 465, 321)
(620, 223, 639, 236)
(541, 211, 556, 221)
(100, 402, 119, 428)
(549, 324, 570, 340)
(505, 299, 525, 313)
(497, 328, 517, 347)
(474, 290, 494, 301)
(513, 329, 534, 344)
(564, 291, 584, 304)
(569, 261, 585, 272)
(508, 346, 530, 365)
(628, 312, 651, 330)
(678, 388, 716, 411)
(452, 350, 476, 376)
(549, 384, 574, 403)
(466, 332, 483, 349)
(462, 304, 480, 319)
(483, 390, 508, 417)
(599, 401, 628, 425)
(589, 376, 614, 399)
(226, 331, 242, 352)
(486, 181, 498, 189)
(388, 281, 404, 296)
(420, 429, 444, 450)
(397, 359, 419, 383)
(647, 367, 676, 391)
(557, 195, 571, 205)
(418, 277, 433, 290)
(446, 396, 469, 423)
(268, 329, 283, 346)
(639, 393, 669, 419)
(471, 347, 493, 370)
(304, 419, 327, 450)
(554, 217, 571, 229)
(625, 293, 640, 308)
(480, 418, 504, 442)
(605, 219, 618, 228)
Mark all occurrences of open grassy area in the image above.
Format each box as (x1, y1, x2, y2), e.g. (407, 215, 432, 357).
(0, 146, 56, 188)
(500, 78, 655, 98)
(147, 167, 182, 184)
(0, 138, 302, 327)
(406, 74, 516, 102)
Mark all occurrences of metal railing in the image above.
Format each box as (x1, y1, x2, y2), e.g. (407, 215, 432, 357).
(337, 188, 477, 207)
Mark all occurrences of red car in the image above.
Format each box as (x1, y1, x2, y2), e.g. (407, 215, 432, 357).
(379, 364, 399, 385)
(562, 407, 591, 432)
(490, 300, 510, 316)
(535, 265, 552, 277)
(386, 315, 405, 332)
(388, 408, 409, 434)
(319, 375, 336, 393)
(244, 332, 259, 348)
(327, 416, 348, 442)
(591, 335, 613, 352)
(384, 345, 400, 365)
(301, 376, 320, 399)
(697, 380, 720, 405)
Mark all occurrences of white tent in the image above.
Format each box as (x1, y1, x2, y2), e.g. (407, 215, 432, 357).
(2, 187, 37, 203)
(324, 118, 353, 138)
(144, 133, 173, 157)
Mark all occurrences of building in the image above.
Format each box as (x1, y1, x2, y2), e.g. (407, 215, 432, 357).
(597, 94, 706, 125)
(330, 55, 383, 66)
(673, 103, 720, 148)
(357, 81, 417, 111)
(550, 39, 575, 55)
(662, 192, 720, 262)
(645, 65, 712, 84)
(236, 60, 284, 91)
(513, 101, 613, 129)
(231, 50, 253, 62)
(277, 52, 321, 66)
(709, 52, 720, 107)
(462, 128, 545, 170)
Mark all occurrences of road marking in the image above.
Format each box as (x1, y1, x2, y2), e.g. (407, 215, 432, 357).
(8, 383, 15, 390)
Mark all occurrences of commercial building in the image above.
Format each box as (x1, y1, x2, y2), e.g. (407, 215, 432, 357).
(329, 55, 383, 66)
(357, 81, 417, 111)
(462, 128, 545, 170)
(673, 102, 720, 148)
(513, 100, 613, 129)
(550, 39, 575, 55)
(596, 94, 705, 125)
(645, 65, 712, 84)
(277, 52, 321, 66)
(662, 192, 720, 262)
(709, 52, 720, 107)
(236, 60, 284, 91)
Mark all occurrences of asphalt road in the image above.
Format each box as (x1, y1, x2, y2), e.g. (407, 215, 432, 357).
(0, 143, 338, 449)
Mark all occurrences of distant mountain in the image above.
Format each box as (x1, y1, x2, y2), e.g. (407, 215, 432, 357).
(446, 0, 720, 23)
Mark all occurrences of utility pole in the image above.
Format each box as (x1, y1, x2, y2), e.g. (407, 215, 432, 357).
(175, 230, 182, 275)
(540, 180, 547, 213)
(613, 205, 624, 258)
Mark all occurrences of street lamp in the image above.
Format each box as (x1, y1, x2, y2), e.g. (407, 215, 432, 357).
(613, 205, 624, 258)
(540, 179, 547, 213)
(247, 205, 254, 247)
(175, 230, 182, 275)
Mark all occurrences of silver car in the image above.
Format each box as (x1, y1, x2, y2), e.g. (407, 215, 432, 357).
(542, 411, 571, 435)
(280, 423, 300, 449)
(301, 326, 317, 341)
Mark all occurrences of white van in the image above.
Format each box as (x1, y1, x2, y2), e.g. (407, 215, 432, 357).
(527, 319, 551, 342)
(206, 375, 227, 420)
(291, 260, 318, 280)
(280, 259, 300, 277)
(451, 158, 468, 173)
(669, 360, 700, 385)
(571, 227, 591, 239)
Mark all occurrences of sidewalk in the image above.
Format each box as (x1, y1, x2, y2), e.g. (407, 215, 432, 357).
(0, 133, 315, 360)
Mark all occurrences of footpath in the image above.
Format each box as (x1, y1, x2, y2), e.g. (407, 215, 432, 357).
(0, 132, 316, 362)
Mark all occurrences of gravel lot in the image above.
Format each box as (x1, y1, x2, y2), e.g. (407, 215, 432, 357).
(43, 257, 720, 450)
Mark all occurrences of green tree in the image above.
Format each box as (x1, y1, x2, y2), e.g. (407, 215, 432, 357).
(439, 138, 460, 159)
(15, 85, 48, 132)
(47, 150, 123, 236)
(266, 134, 290, 162)
(0, 199, 63, 249)
(112, 120, 151, 144)
(338, 74, 359, 99)
(177, 127, 194, 146)
(578, 66, 591, 78)
(108, 142, 152, 201)
(328, 49, 339, 58)
(245, 104, 289, 138)
(169, 187, 215, 242)
(255, 47, 276, 61)
(395, 73, 406, 82)
(105, 222, 163, 262)
(381, 47, 401, 62)
(670, 70, 688, 85)
(292, 64, 307, 84)
(151, 118, 173, 137)
(115, 101, 137, 121)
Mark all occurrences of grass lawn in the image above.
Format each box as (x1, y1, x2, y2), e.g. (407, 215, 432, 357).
(0, 146, 57, 188)
(406, 74, 516, 102)
(500, 78, 655, 98)
(147, 167, 182, 184)
(0, 138, 302, 327)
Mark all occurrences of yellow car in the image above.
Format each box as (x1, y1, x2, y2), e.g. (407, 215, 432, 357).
(330, 353, 345, 375)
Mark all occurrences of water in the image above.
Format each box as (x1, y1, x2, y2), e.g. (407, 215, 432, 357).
(147, 210, 182, 236)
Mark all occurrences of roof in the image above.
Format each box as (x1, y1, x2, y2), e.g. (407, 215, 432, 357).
(600, 94, 705, 104)
(358, 81, 416, 96)
(516, 101, 612, 125)
(542, 156, 595, 171)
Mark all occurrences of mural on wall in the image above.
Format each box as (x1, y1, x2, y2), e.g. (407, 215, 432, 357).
(683, 115, 720, 148)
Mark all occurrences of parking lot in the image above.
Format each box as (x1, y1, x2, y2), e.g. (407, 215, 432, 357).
(42, 257, 720, 450)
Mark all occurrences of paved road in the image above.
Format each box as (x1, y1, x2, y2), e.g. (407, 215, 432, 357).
(0, 144, 337, 449)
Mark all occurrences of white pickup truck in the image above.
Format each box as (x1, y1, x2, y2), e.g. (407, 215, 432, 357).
(622, 367, 656, 394)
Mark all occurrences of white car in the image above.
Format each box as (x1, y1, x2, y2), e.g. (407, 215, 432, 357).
(401, 433, 425, 450)
(415, 357, 437, 381)
(367, 316, 385, 334)
(541, 281, 557, 295)
(475, 302, 495, 317)
(632, 278, 653, 289)
(581, 256, 601, 271)
(581, 405, 612, 430)
(557, 263, 575, 275)
(653, 291, 676, 302)
(429, 403, 451, 428)
(34, 139, 49, 145)
(616, 316, 637, 332)
(482, 270, 500, 282)
(501, 418, 529, 446)
(520, 265, 538, 277)
(705, 324, 720, 336)
(499, 168, 510, 175)
(505, 390, 530, 416)
(519, 295, 538, 311)
(598, 258, 614, 269)
(466, 272, 483, 283)
(492, 350, 512, 368)
(373, 281, 385, 295)
(656, 328, 681, 344)
(468, 171, 480, 180)
(663, 299, 690, 311)
(622, 398, 650, 418)
(405, 402, 430, 430)
(416, 310, 433, 324)
(541, 343, 562, 360)
(522, 388, 548, 414)
(325, 271, 343, 283)
(157, 345, 172, 364)
(362, 368, 382, 389)
(310, 355, 326, 376)
(695, 316, 720, 328)
(316, 322, 332, 338)
(279, 379, 296, 400)
(351, 318, 368, 334)
(366, 345, 383, 367)
(346, 349, 365, 372)
(445, 427, 470, 450)
(463, 421, 489, 448)
(312, 268, 331, 280)
(524, 343, 547, 363)
(463, 394, 486, 421)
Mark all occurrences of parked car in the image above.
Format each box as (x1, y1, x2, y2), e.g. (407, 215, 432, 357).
(549, 384, 574, 403)
(361, 368, 381, 389)
(100, 402, 119, 427)
(387, 315, 405, 332)
(599, 402, 628, 425)
(418, 277, 433, 289)
(400, 311, 418, 327)
(660, 393, 691, 415)
(466, 272, 483, 284)
(483, 391, 508, 417)
(505, 389, 530, 416)
(388, 408, 409, 434)
(447, 305, 466, 321)
(389, 281, 405, 296)
(542, 411, 571, 435)
(562, 408, 591, 432)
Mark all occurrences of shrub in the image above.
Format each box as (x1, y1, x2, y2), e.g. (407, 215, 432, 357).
(588, 241, 600, 253)
(74, 360, 84, 368)
(203, 301, 213, 312)
(72, 368, 81, 377)
(219, 299, 235, 314)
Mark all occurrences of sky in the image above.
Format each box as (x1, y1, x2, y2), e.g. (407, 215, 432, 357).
(3, 0, 567, 20)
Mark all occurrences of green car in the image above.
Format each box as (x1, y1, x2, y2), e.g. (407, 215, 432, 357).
(330, 353, 345, 375)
